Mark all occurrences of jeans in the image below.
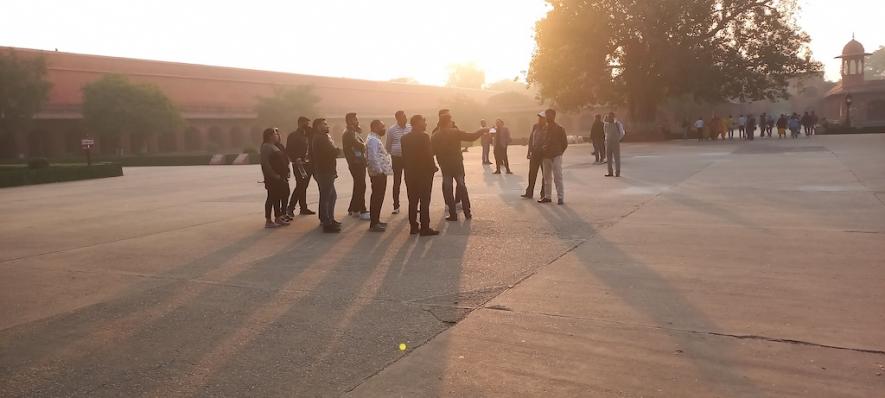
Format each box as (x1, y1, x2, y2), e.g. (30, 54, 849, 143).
(369, 174, 387, 226)
(315, 173, 337, 225)
(391, 156, 404, 210)
(525, 156, 546, 198)
(481, 142, 490, 163)
(542, 156, 563, 201)
(442, 173, 470, 216)
(406, 173, 433, 230)
(606, 139, 621, 176)
(288, 162, 313, 212)
(348, 164, 367, 213)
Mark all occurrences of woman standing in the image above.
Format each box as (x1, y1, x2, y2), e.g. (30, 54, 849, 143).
(492, 119, 512, 174)
(261, 128, 291, 228)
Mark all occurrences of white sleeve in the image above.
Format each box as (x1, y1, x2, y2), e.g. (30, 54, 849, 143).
(618, 121, 626, 140)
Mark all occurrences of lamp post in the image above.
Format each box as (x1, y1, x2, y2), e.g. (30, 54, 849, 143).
(845, 94, 853, 128)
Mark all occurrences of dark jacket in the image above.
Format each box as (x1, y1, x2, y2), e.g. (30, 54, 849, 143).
(401, 130, 438, 179)
(527, 123, 545, 160)
(272, 142, 289, 178)
(493, 127, 510, 150)
(543, 123, 568, 158)
(590, 120, 604, 142)
(431, 127, 484, 176)
(341, 128, 366, 168)
(286, 127, 311, 163)
(312, 132, 339, 178)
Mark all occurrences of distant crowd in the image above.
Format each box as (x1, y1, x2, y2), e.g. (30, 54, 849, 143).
(259, 109, 629, 234)
(688, 111, 819, 140)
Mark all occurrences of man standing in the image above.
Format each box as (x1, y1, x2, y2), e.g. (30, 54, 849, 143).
(522, 112, 548, 199)
(386, 111, 410, 215)
(342, 112, 369, 219)
(746, 114, 756, 140)
(590, 114, 605, 164)
(694, 116, 705, 142)
(492, 119, 512, 174)
(604, 112, 626, 178)
(366, 120, 393, 232)
(480, 119, 492, 165)
(285, 116, 316, 217)
(401, 114, 440, 236)
(431, 109, 488, 221)
(809, 111, 818, 136)
(311, 118, 340, 233)
(737, 114, 747, 139)
(539, 108, 568, 205)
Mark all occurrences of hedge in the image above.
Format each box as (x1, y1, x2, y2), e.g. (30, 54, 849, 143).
(0, 163, 123, 188)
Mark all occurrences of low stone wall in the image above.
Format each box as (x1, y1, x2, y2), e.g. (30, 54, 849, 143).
(0, 163, 124, 188)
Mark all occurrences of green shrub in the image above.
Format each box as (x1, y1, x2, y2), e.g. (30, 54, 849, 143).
(0, 163, 123, 188)
(27, 158, 50, 169)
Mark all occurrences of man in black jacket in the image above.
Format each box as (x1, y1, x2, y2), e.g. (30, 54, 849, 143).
(590, 114, 605, 164)
(401, 114, 439, 236)
(285, 116, 315, 216)
(311, 118, 341, 233)
(342, 112, 368, 219)
(522, 112, 547, 199)
(431, 109, 488, 221)
(539, 108, 568, 205)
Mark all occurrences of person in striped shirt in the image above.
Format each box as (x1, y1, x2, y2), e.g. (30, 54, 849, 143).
(386, 110, 410, 215)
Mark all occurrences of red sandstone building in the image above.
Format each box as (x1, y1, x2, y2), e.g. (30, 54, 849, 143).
(823, 38, 885, 127)
(2, 47, 548, 159)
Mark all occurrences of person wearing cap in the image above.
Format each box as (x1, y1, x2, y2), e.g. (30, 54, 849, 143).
(431, 109, 489, 221)
(386, 111, 410, 215)
(342, 112, 369, 219)
(539, 108, 568, 205)
(285, 116, 316, 216)
(522, 111, 548, 199)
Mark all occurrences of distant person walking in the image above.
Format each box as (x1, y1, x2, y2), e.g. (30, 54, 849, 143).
(260, 128, 290, 228)
(522, 112, 548, 199)
(746, 114, 756, 140)
(366, 120, 393, 232)
(789, 113, 801, 139)
(480, 119, 492, 165)
(776, 114, 788, 138)
(401, 114, 440, 236)
(809, 111, 818, 135)
(766, 114, 775, 137)
(342, 112, 369, 219)
(492, 118, 512, 174)
(312, 118, 341, 233)
(386, 110, 410, 215)
(694, 116, 705, 141)
(603, 112, 625, 178)
(285, 117, 316, 216)
(737, 114, 747, 139)
(432, 109, 488, 220)
(590, 114, 605, 164)
(539, 108, 568, 205)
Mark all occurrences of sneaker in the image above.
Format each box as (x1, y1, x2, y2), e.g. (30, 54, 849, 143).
(265, 220, 280, 229)
(369, 224, 386, 232)
(419, 228, 440, 236)
(300, 209, 316, 215)
(332, 220, 342, 226)
(392, 207, 400, 215)
(506, 170, 513, 174)
(520, 193, 532, 199)
(604, 174, 614, 177)
(464, 212, 472, 220)
(445, 215, 458, 222)
(557, 199, 564, 205)
(359, 212, 371, 221)
(493, 170, 501, 174)
(275, 217, 290, 226)
(323, 225, 341, 233)
(537, 198, 552, 203)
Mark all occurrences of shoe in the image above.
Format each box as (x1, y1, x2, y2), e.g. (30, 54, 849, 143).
(410, 225, 419, 235)
(446, 215, 458, 222)
(392, 207, 400, 215)
(520, 193, 532, 199)
(359, 212, 371, 221)
(464, 212, 472, 220)
(557, 199, 564, 205)
(300, 209, 316, 215)
(275, 217, 290, 226)
(493, 170, 501, 174)
(419, 228, 440, 236)
(377, 222, 388, 228)
(369, 224, 386, 232)
(285, 210, 295, 218)
(323, 225, 341, 233)
(537, 198, 552, 203)
(604, 174, 614, 177)
(265, 220, 280, 229)
(332, 220, 342, 226)
(506, 170, 513, 174)
(350, 211, 361, 218)
(283, 215, 294, 222)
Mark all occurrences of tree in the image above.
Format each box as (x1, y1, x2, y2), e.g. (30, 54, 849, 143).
(485, 78, 529, 92)
(255, 86, 320, 132)
(0, 50, 52, 154)
(867, 45, 885, 79)
(446, 63, 486, 89)
(528, 0, 821, 129)
(83, 75, 183, 152)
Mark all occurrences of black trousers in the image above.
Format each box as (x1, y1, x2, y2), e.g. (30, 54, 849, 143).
(592, 138, 605, 162)
(369, 174, 387, 226)
(442, 174, 470, 216)
(288, 162, 313, 212)
(264, 179, 287, 219)
(348, 164, 367, 213)
(525, 156, 546, 198)
(494, 147, 510, 171)
(391, 156, 404, 210)
(406, 174, 433, 230)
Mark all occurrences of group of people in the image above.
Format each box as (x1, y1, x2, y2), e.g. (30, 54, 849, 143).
(690, 111, 819, 141)
(260, 108, 574, 236)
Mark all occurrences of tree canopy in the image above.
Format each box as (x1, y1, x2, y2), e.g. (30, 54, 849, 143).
(255, 86, 320, 132)
(446, 63, 486, 89)
(867, 45, 885, 79)
(0, 50, 52, 135)
(82, 74, 183, 139)
(529, 0, 821, 124)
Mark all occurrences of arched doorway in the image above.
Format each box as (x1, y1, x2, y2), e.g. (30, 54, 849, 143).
(185, 127, 203, 152)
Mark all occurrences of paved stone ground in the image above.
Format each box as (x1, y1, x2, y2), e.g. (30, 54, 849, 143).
(1, 135, 883, 397)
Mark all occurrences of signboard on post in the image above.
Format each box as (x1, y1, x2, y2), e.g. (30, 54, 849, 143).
(81, 138, 95, 166)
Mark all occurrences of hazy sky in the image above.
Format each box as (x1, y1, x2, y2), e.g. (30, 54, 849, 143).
(1, 0, 882, 85)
